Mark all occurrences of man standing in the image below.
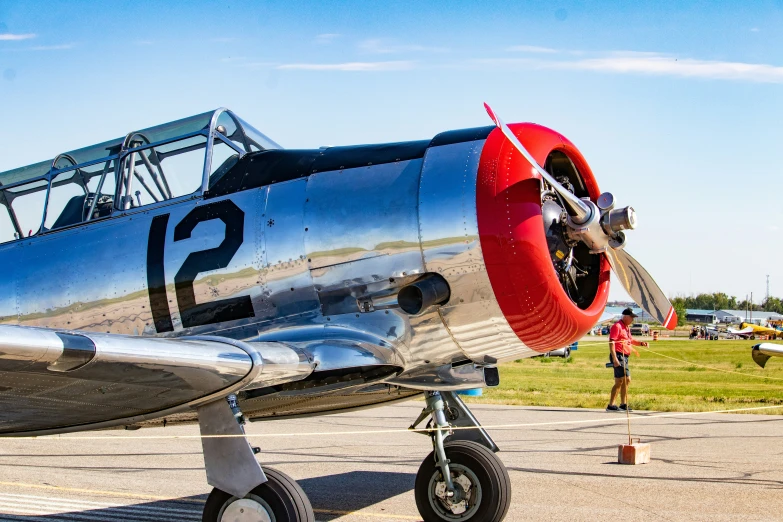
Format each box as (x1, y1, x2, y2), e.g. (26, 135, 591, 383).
(606, 308, 648, 412)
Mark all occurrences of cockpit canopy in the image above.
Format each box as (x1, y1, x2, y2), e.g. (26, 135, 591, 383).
(0, 109, 279, 243)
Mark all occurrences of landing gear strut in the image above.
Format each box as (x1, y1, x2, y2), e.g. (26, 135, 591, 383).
(411, 391, 512, 522)
(197, 395, 314, 522)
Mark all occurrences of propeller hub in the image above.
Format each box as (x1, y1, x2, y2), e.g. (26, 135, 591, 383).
(603, 206, 636, 234)
(566, 199, 611, 254)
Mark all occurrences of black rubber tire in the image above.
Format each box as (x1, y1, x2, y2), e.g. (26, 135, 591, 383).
(202, 467, 314, 522)
(415, 440, 511, 522)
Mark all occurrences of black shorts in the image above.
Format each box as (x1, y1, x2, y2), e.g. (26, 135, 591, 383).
(611, 352, 630, 379)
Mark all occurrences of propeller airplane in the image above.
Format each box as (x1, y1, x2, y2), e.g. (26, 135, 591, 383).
(0, 104, 676, 522)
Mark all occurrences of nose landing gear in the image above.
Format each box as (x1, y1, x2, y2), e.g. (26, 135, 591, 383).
(412, 392, 511, 522)
(416, 441, 510, 521)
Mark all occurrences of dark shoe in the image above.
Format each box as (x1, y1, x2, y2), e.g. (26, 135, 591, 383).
(619, 404, 633, 412)
(606, 405, 620, 412)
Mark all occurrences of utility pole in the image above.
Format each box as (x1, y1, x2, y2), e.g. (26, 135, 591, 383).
(766, 275, 770, 302)
(751, 292, 753, 324)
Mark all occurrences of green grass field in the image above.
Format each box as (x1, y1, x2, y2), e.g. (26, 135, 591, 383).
(466, 339, 783, 413)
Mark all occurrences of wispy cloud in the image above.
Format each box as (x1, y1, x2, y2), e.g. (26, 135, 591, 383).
(506, 45, 558, 54)
(549, 51, 783, 83)
(30, 43, 75, 51)
(239, 61, 276, 70)
(278, 60, 414, 71)
(477, 50, 783, 84)
(315, 33, 341, 44)
(134, 40, 154, 46)
(218, 56, 275, 69)
(750, 27, 760, 32)
(359, 39, 448, 54)
(0, 33, 35, 41)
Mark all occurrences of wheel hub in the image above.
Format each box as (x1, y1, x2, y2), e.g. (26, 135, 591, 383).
(430, 464, 482, 519)
(220, 497, 274, 522)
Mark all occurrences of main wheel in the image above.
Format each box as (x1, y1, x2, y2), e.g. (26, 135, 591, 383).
(202, 467, 314, 522)
(415, 440, 511, 522)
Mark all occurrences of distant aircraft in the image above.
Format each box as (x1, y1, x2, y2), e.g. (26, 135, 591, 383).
(0, 104, 676, 522)
(593, 311, 621, 332)
(739, 322, 782, 340)
(752, 343, 783, 368)
(726, 325, 755, 339)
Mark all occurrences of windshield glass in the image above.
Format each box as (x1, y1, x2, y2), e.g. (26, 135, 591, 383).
(60, 138, 124, 167)
(0, 160, 52, 188)
(235, 115, 281, 151)
(129, 111, 214, 146)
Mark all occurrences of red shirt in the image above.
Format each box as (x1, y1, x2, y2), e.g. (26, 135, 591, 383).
(609, 321, 633, 355)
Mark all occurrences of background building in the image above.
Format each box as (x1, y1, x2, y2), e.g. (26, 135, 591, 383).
(685, 309, 718, 324)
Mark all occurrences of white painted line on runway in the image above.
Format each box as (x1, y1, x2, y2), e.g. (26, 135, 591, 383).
(0, 493, 201, 521)
(0, 493, 199, 514)
(0, 506, 198, 522)
(0, 481, 205, 503)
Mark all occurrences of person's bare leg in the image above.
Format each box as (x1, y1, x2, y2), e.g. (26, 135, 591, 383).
(609, 378, 622, 405)
(620, 377, 628, 405)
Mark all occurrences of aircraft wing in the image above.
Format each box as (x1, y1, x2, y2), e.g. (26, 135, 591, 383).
(595, 312, 619, 326)
(727, 326, 754, 337)
(752, 343, 783, 368)
(0, 325, 316, 436)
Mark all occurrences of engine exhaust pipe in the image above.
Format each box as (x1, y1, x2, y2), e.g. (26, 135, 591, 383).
(398, 274, 451, 315)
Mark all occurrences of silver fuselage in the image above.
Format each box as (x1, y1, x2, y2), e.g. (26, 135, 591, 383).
(0, 135, 534, 425)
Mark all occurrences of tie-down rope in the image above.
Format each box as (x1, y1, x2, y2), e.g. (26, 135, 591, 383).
(3, 404, 782, 441)
(574, 339, 783, 381)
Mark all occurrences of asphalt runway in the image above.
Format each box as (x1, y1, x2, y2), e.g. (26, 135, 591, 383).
(1, 401, 782, 522)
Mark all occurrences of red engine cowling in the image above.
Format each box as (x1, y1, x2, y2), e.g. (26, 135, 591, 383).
(476, 123, 610, 352)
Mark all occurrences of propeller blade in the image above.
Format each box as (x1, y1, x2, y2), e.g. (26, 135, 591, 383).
(484, 103, 592, 224)
(604, 248, 677, 330)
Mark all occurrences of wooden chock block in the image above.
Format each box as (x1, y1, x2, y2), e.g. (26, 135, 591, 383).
(618, 441, 651, 465)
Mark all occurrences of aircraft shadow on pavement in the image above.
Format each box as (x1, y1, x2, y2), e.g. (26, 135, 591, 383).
(0, 471, 416, 520)
(299, 470, 415, 512)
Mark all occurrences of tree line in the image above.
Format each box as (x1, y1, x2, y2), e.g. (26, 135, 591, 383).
(668, 293, 783, 326)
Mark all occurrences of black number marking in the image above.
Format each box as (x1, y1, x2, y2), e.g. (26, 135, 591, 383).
(173, 200, 254, 328)
(147, 214, 174, 333)
(146, 200, 254, 332)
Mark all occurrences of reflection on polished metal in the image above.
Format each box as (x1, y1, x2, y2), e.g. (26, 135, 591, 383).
(0, 113, 545, 436)
(418, 140, 533, 364)
(388, 362, 489, 391)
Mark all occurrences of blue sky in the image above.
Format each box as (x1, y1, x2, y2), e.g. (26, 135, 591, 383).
(1, 0, 782, 303)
